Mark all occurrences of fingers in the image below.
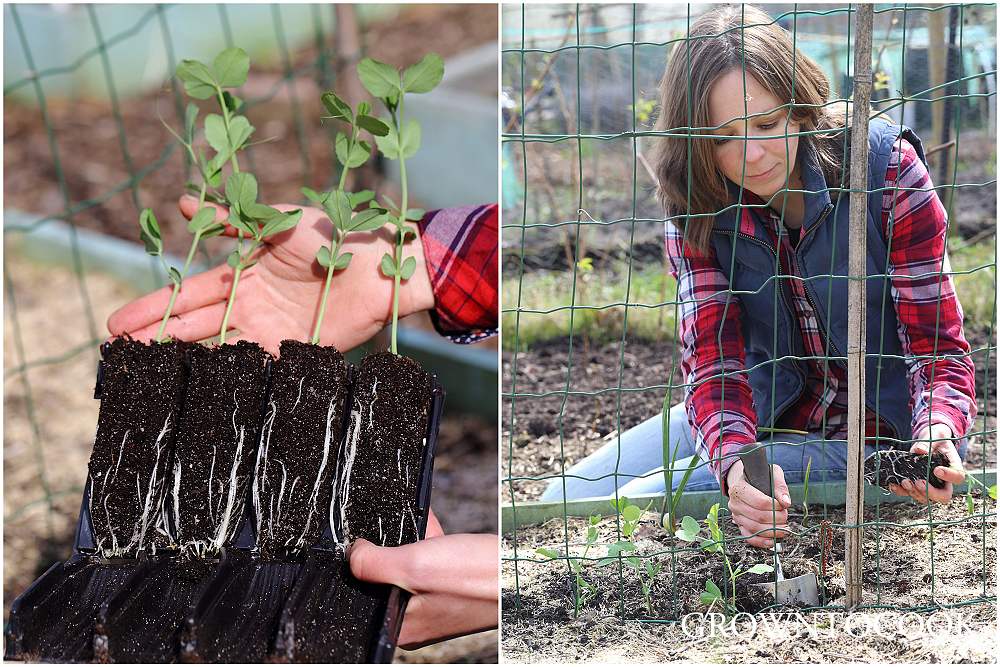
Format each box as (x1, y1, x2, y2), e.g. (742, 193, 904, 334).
(934, 465, 965, 485)
(396, 592, 498, 650)
(349, 534, 499, 600)
(122, 303, 228, 344)
(732, 519, 779, 549)
(107, 264, 233, 336)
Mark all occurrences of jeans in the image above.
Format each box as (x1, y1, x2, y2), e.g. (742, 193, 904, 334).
(540, 402, 967, 502)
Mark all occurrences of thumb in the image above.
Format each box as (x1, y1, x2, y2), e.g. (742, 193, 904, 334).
(348, 539, 415, 592)
(771, 465, 792, 508)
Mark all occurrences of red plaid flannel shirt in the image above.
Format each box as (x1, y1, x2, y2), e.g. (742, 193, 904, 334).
(418, 204, 498, 343)
(666, 138, 976, 490)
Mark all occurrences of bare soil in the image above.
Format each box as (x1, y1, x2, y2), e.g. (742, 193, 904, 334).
(503, 336, 997, 503)
(502, 500, 997, 663)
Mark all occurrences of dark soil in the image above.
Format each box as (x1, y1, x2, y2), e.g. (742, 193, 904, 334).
(254, 340, 349, 557)
(96, 557, 220, 663)
(504, 335, 995, 502)
(339, 352, 433, 547)
(6, 558, 138, 663)
(181, 554, 301, 663)
(172, 341, 270, 555)
(274, 551, 388, 663)
(86, 338, 188, 557)
(864, 450, 950, 490)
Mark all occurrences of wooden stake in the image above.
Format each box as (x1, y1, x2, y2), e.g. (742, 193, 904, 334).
(846, 3, 874, 610)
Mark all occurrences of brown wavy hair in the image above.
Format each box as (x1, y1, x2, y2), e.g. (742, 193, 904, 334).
(651, 4, 853, 252)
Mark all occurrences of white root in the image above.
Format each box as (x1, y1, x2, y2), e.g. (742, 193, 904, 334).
(207, 444, 218, 526)
(378, 516, 384, 546)
(331, 405, 363, 545)
(296, 395, 336, 549)
(110, 430, 129, 485)
(206, 390, 246, 553)
(252, 400, 277, 546)
(291, 376, 306, 413)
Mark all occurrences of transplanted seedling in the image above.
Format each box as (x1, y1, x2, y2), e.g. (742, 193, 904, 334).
(301, 91, 392, 344)
(174, 47, 303, 344)
(675, 503, 774, 616)
(536, 513, 602, 618)
(357, 52, 444, 354)
(598, 497, 661, 615)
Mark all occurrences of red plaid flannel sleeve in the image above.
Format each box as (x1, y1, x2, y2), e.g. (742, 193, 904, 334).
(417, 204, 498, 344)
(665, 224, 757, 493)
(882, 139, 977, 440)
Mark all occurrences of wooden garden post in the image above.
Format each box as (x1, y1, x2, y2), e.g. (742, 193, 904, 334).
(846, 3, 874, 609)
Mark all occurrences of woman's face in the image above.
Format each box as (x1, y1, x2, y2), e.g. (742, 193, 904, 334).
(707, 69, 800, 200)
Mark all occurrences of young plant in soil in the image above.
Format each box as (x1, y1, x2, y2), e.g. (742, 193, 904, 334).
(535, 513, 602, 618)
(174, 47, 303, 344)
(301, 91, 391, 344)
(660, 396, 698, 533)
(357, 52, 444, 354)
(675, 503, 774, 616)
(598, 497, 661, 616)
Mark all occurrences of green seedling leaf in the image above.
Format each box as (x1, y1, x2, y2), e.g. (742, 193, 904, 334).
(227, 115, 254, 153)
(747, 564, 775, 575)
(139, 209, 162, 255)
(349, 190, 375, 208)
(335, 133, 371, 169)
(675, 515, 701, 541)
(187, 207, 219, 234)
(356, 114, 390, 137)
(401, 52, 444, 93)
(184, 103, 199, 144)
(204, 114, 228, 153)
(316, 246, 332, 268)
(358, 57, 400, 99)
(167, 266, 182, 286)
(966, 491, 975, 515)
(226, 249, 243, 269)
(222, 91, 243, 114)
(405, 208, 426, 221)
(398, 256, 417, 280)
(989, 484, 997, 501)
(334, 252, 353, 269)
(260, 209, 302, 238)
(535, 547, 561, 560)
(212, 47, 249, 88)
(321, 91, 352, 123)
(323, 190, 353, 230)
(201, 224, 227, 239)
(622, 505, 642, 523)
(358, 101, 371, 116)
(700, 579, 722, 605)
(243, 201, 283, 222)
(589, 514, 602, 526)
(348, 208, 388, 232)
(227, 212, 257, 238)
(380, 253, 397, 277)
(301, 186, 330, 206)
(226, 172, 258, 211)
(374, 123, 400, 159)
(176, 59, 216, 99)
(377, 119, 422, 160)
(586, 526, 598, 543)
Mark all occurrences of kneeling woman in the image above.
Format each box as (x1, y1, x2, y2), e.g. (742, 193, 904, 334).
(542, 5, 976, 549)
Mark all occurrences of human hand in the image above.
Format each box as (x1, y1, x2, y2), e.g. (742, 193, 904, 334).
(348, 510, 498, 650)
(725, 459, 792, 549)
(107, 195, 436, 355)
(888, 424, 965, 504)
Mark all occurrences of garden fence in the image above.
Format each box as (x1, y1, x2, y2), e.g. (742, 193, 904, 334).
(502, 3, 996, 623)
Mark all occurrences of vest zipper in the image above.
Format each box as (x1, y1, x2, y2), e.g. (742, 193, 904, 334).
(796, 203, 841, 363)
(714, 228, 805, 426)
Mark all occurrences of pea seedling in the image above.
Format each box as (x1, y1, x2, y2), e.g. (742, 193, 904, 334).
(358, 53, 444, 354)
(301, 91, 392, 344)
(598, 497, 661, 615)
(675, 503, 774, 615)
(536, 513, 602, 617)
(175, 48, 303, 344)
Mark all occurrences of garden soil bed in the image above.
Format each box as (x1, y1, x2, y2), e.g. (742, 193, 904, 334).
(504, 335, 996, 502)
(502, 500, 997, 663)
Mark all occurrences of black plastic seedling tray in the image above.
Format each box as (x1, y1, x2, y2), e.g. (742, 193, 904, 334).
(5, 347, 445, 664)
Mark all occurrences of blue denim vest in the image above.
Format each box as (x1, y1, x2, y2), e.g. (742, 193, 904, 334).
(707, 119, 927, 442)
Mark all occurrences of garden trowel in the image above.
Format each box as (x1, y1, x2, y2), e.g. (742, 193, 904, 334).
(738, 446, 820, 606)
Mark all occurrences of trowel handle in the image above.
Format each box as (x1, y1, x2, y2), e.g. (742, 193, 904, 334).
(739, 445, 774, 497)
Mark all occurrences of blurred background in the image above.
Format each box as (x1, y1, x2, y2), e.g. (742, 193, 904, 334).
(4, 3, 498, 662)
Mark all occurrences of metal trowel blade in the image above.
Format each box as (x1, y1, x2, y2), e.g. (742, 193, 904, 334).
(754, 572, 820, 606)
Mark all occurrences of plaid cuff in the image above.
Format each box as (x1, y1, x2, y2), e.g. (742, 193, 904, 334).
(418, 204, 498, 344)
